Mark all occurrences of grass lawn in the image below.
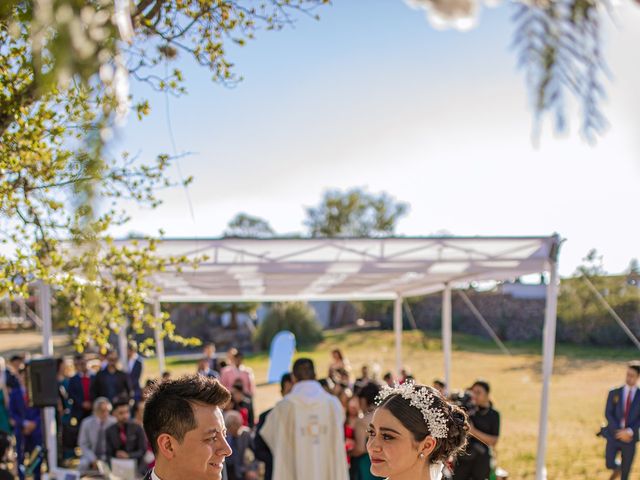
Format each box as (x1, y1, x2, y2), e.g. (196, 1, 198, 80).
(139, 329, 636, 480)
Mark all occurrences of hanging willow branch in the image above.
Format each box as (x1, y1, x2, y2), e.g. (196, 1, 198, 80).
(512, 0, 608, 143)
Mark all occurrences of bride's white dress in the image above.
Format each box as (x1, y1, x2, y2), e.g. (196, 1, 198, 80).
(385, 461, 444, 480)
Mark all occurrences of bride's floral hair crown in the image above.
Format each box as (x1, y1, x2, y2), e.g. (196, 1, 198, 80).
(376, 381, 449, 439)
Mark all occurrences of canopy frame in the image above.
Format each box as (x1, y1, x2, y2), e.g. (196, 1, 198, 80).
(40, 234, 561, 479)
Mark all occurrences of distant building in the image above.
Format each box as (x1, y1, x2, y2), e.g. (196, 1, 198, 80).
(498, 280, 547, 300)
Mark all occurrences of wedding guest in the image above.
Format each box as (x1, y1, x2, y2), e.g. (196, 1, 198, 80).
(351, 382, 382, 480)
(92, 351, 132, 403)
(68, 354, 95, 425)
(432, 379, 447, 396)
(453, 380, 500, 480)
(603, 361, 640, 480)
(220, 350, 255, 398)
(105, 398, 147, 475)
(77, 397, 116, 472)
(230, 383, 253, 428)
(353, 365, 371, 396)
(203, 343, 220, 373)
(0, 359, 12, 436)
(260, 358, 349, 480)
(6, 354, 24, 390)
(224, 410, 258, 480)
(10, 368, 42, 480)
(328, 349, 349, 382)
(127, 342, 144, 402)
(197, 357, 220, 379)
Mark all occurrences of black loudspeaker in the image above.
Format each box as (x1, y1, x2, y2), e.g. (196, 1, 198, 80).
(26, 358, 59, 408)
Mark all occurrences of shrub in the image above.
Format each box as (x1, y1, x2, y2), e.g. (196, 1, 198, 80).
(254, 302, 323, 350)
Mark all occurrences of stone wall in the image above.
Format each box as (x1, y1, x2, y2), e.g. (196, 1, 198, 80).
(406, 292, 546, 342)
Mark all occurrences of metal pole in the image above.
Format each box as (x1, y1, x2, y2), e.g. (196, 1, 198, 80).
(38, 281, 53, 356)
(458, 290, 511, 355)
(535, 262, 559, 480)
(154, 300, 166, 374)
(37, 280, 57, 478)
(118, 322, 128, 372)
(442, 283, 452, 393)
(582, 275, 640, 350)
(394, 296, 403, 377)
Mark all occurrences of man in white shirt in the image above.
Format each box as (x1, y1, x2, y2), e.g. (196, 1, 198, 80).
(604, 361, 640, 480)
(142, 374, 232, 480)
(260, 358, 349, 480)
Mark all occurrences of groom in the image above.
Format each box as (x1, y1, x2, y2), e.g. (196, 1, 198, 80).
(604, 361, 640, 480)
(142, 374, 233, 480)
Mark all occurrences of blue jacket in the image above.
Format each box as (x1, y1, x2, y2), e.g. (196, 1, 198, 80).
(9, 386, 42, 445)
(128, 358, 143, 401)
(605, 386, 640, 442)
(68, 373, 94, 422)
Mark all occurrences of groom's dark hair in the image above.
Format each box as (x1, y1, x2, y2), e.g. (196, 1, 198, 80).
(292, 358, 316, 381)
(143, 374, 231, 454)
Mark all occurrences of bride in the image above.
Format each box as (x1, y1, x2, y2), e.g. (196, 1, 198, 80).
(366, 382, 469, 480)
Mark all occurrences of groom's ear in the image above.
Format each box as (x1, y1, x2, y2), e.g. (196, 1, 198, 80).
(156, 433, 177, 459)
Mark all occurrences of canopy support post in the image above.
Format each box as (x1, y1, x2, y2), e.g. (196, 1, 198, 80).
(394, 295, 403, 376)
(118, 322, 129, 372)
(535, 259, 559, 480)
(38, 280, 57, 477)
(154, 299, 166, 374)
(442, 283, 452, 393)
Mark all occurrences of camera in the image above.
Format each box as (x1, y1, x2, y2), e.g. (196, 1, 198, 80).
(449, 390, 477, 416)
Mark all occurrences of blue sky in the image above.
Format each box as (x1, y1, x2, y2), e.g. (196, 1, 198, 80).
(111, 0, 640, 277)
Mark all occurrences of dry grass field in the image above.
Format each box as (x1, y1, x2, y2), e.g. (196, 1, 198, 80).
(1, 329, 634, 479)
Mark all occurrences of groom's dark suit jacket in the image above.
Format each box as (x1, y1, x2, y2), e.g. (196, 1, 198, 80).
(605, 386, 640, 441)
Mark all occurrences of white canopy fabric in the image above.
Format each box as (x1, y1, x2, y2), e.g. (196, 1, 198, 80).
(127, 236, 560, 302)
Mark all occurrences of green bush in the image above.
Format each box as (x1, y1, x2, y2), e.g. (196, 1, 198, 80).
(254, 302, 323, 350)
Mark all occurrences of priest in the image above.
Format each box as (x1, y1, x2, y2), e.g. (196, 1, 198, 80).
(260, 358, 349, 480)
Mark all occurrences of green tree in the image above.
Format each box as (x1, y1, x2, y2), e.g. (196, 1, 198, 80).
(224, 213, 275, 238)
(254, 302, 323, 350)
(305, 188, 409, 238)
(0, 0, 327, 350)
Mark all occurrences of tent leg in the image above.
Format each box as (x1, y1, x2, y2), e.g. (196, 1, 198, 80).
(442, 283, 452, 393)
(38, 281, 57, 477)
(118, 322, 129, 372)
(535, 261, 559, 480)
(394, 296, 403, 377)
(154, 300, 166, 374)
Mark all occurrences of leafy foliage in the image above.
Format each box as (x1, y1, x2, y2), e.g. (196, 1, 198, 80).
(0, 0, 328, 350)
(512, 0, 608, 143)
(305, 188, 409, 238)
(254, 302, 323, 350)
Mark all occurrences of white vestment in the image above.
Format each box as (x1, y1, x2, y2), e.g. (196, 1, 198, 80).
(260, 380, 349, 480)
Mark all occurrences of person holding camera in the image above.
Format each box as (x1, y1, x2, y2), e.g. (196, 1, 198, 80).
(453, 380, 500, 480)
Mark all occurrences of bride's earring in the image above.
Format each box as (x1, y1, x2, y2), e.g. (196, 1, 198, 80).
(419, 453, 425, 459)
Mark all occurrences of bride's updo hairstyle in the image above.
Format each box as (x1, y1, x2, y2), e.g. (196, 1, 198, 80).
(377, 383, 469, 463)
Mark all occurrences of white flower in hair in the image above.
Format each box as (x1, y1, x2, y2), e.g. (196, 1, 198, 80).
(376, 381, 449, 439)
